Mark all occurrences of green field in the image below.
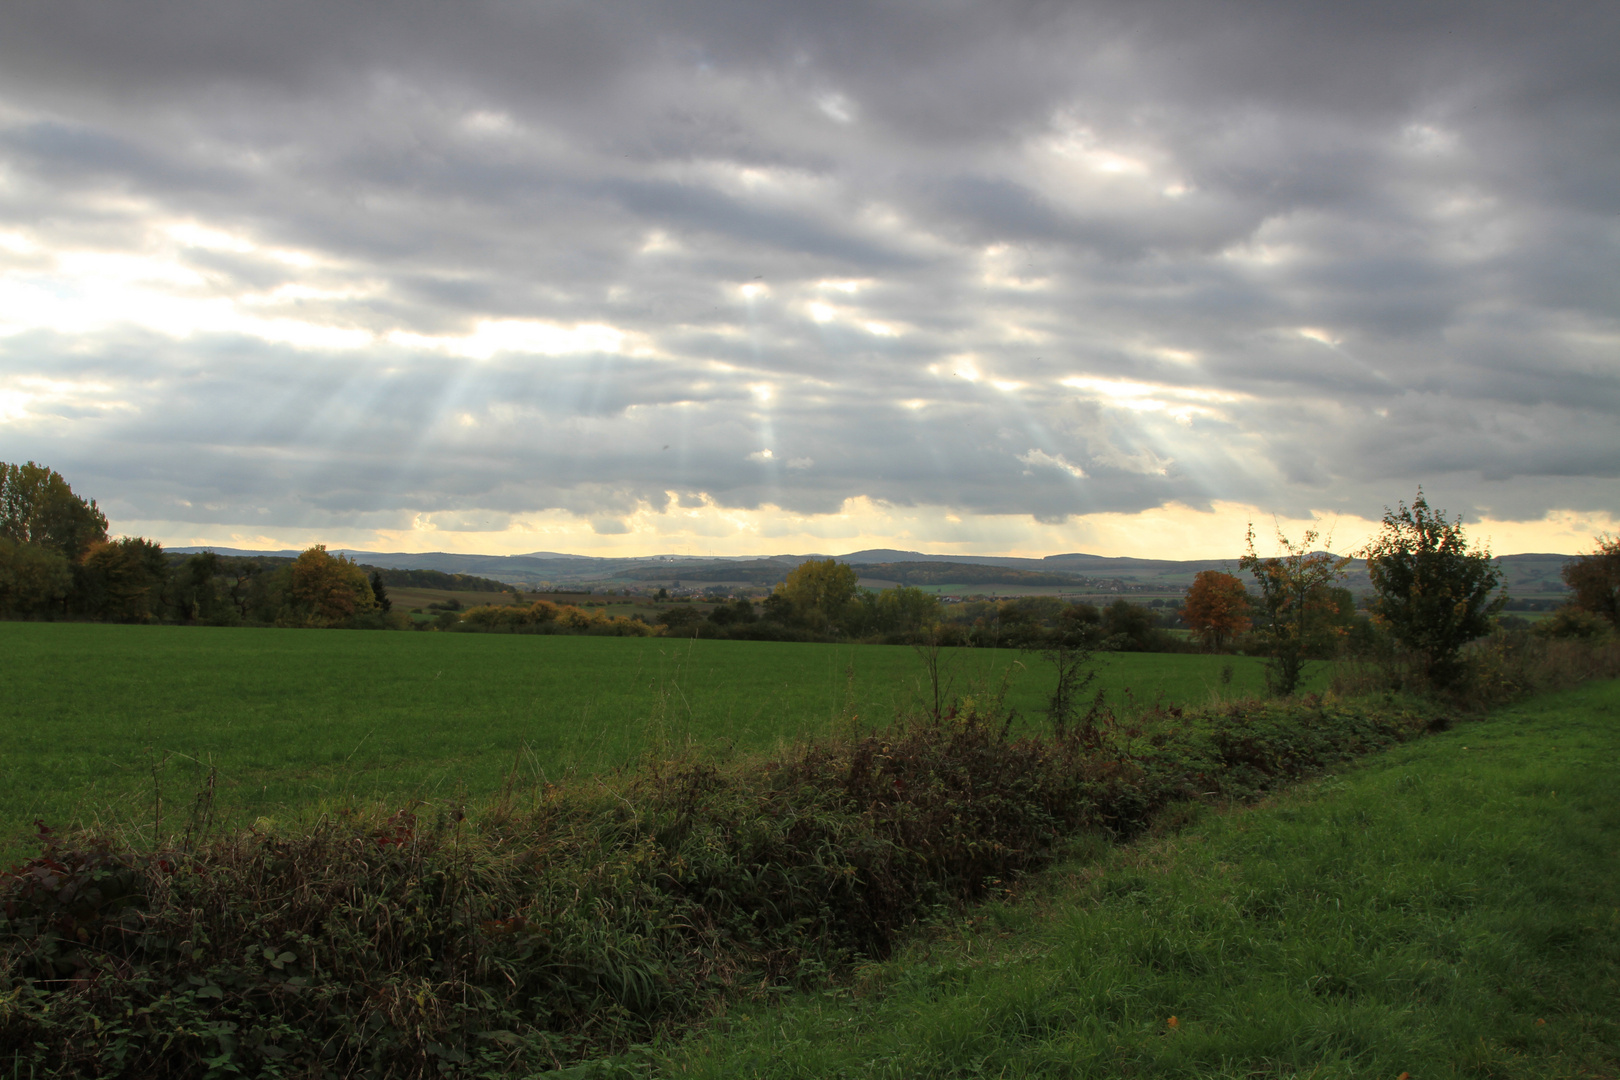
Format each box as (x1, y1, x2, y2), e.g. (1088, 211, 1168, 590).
(0, 623, 1321, 858)
(658, 680, 1620, 1079)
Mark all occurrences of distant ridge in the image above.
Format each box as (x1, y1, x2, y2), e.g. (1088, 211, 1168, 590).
(163, 546, 1573, 596)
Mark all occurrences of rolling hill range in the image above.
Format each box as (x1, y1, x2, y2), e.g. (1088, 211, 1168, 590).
(171, 546, 1574, 599)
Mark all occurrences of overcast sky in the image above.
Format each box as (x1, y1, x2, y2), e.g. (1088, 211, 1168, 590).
(1, 1, 1615, 558)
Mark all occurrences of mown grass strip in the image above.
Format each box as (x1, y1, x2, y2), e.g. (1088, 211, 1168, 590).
(654, 680, 1620, 1080)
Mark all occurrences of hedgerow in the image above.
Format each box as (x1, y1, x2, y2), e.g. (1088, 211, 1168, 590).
(1, 695, 1441, 1078)
(457, 599, 654, 635)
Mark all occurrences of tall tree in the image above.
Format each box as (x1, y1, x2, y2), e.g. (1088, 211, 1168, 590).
(175, 550, 232, 624)
(289, 545, 376, 627)
(369, 570, 393, 614)
(0, 537, 73, 617)
(0, 461, 108, 560)
(76, 537, 170, 622)
(1561, 534, 1620, 628)
(773, 558, 859, 631)
(1364, 491, 1504, 687)
(1101, 598, 1157, 651)
(1240, 525, 1351, 696)
(1181, 569, 1251, 652)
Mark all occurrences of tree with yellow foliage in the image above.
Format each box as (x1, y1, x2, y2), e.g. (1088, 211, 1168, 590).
(289, 545, 376, 627)
(773, 558, 859, 631)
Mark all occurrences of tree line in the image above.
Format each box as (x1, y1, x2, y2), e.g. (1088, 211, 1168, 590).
(1186, 493, 1619, 694)
(650, 491, 1620, 699)
(0, 463, 405, 627)
(6, 463, 1616, 678)
(652, 557, 1189, 650)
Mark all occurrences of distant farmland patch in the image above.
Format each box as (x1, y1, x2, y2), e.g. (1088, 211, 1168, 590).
(387, 586, 522, 614)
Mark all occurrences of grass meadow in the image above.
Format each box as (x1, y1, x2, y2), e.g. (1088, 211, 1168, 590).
(656, 679, 1620, 1079)
(0, 623, 1318, 859)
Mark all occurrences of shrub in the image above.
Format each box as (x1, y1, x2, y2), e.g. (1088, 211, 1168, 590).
(1561, 534, 1620, 627)
(1240, 525, 1351, 695)
(1363, 491, 1504, 688)
(1536, 606, 1611, 641)
(1, 695, 1444, 1079)
(456, 600, 653, 636)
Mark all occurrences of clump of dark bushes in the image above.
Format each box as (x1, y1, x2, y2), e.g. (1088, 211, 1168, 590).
(1332, 625, 1620, 706)
(0, 695, 1442, 1078)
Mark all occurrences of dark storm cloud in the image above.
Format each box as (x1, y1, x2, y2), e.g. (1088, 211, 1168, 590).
(0, 0, 1616, 542)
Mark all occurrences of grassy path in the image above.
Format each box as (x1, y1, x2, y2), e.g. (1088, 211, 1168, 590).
(654, 680, 1620, 1079)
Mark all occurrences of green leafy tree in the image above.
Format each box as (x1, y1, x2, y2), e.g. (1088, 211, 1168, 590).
(772, 558, 859, 631)
(1240, 524, 1351, 696)
(0, 537, 73, 617)
(1023, 601, 1108, 736)
(1561, 534, 1620, 628)
(844, 586, 941, 638)
(1101, 599, 1157, 651)
(172, 550, 236, 624)
(0, 461, 108, 561)
(1364, 492, 1505, 688)
(369, 570, 393, 614)
(75, 537, 170, 622)
(656, 605, 705, 635)
(1536, 605, 1609, 640)
(707, 597, 757, 627)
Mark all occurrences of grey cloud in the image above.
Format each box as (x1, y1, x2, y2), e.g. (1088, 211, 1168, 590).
(0, 0, 1616, 542)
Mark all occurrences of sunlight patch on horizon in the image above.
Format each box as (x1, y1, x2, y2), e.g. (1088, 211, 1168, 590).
(131, 500, 1619, 563)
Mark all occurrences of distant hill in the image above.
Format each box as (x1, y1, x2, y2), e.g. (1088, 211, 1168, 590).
(611, 559, 797, 585)
(854, 561, 1085, 587)
(369, 568, 511, 593)
(167, 546, 1573, 597)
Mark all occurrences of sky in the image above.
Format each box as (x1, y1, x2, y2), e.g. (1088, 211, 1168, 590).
(1, 0, 1616, 560)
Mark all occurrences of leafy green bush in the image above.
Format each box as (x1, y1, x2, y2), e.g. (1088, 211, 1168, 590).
(1537, 605, 1612, 640)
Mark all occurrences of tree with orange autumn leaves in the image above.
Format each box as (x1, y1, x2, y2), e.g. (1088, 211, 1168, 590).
(1180, 569, 1251, 652)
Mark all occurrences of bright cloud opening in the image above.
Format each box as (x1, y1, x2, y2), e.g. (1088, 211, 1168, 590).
(388, 320, 627, 359)
(1018, 448, 1086, 479)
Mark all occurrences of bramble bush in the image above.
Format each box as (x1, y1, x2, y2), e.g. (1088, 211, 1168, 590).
(2, 693, 1445, 1078)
